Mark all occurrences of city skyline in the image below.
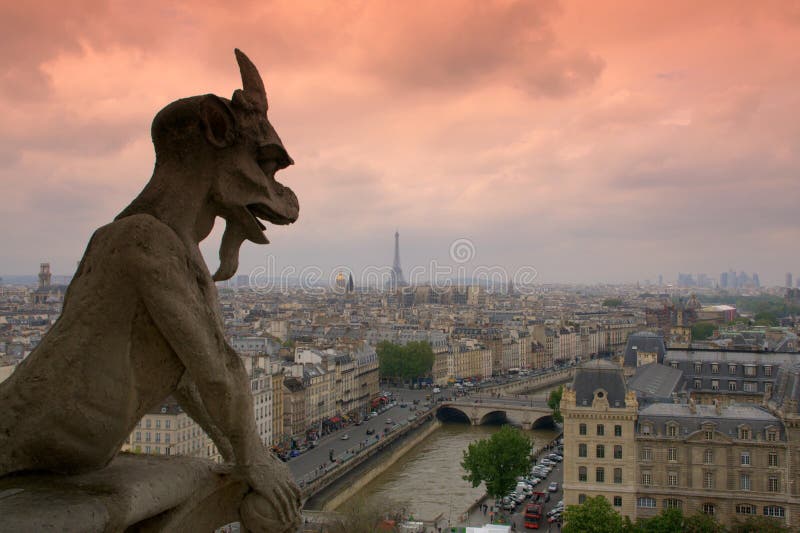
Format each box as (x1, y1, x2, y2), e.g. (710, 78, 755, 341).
(1, 1, 799, 284)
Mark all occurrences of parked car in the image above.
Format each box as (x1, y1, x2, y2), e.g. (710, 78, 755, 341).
(547, 482, 559, 492)
(385, 418, 393, 424)
(340, 434, 349, 440)
(366, 428, 376, 435)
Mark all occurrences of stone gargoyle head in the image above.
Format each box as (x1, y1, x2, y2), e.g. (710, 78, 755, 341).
(118, 49, 299, 281)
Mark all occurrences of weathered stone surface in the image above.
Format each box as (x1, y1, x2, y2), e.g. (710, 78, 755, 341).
(0, 49, 301, 532)
(0, 454, 247, 532)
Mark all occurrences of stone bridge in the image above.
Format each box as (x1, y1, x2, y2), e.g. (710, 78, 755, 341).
(437, 397, 555, 430)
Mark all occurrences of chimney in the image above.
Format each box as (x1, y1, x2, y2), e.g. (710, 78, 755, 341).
(688, 397, 696, 414)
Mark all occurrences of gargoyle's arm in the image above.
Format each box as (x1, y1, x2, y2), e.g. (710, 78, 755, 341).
(128, 220, 264, 466)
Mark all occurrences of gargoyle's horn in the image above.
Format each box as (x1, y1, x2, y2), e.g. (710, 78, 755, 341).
(234, 48, 267, 112)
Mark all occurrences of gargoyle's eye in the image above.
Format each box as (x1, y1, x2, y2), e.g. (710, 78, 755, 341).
(257, 144, 293, 171)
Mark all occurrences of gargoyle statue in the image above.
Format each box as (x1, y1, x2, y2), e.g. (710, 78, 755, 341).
(0, 49, 301, 532)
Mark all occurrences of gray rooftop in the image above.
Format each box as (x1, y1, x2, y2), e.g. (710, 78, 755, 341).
(628, 363, 683, 400)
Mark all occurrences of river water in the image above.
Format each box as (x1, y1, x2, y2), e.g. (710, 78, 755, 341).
(337, 422, 560, 521)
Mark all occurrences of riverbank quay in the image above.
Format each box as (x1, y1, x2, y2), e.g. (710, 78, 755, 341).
(301, 412, 441, 510)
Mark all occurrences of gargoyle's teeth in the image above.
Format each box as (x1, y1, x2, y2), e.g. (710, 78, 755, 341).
(246, 206, 267, 230)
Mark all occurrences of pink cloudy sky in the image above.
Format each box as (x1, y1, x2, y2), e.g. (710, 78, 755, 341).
(1, 0, 799, 285)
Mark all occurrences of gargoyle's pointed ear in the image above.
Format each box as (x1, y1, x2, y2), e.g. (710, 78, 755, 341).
(201, 94, 236, 148)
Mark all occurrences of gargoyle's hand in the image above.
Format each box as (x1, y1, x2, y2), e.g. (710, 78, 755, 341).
(237, 458, 302, 533)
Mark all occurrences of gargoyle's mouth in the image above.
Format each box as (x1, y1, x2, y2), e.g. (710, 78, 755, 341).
(247, 202, 296, 227)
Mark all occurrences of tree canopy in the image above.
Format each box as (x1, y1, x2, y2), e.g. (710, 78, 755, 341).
(461, 425, 532, 499)
(603, 298, 624, 308)
(376, 341, 434, 383)
(691, 322, 716, 340)
(548, 385, 563, 423)
(562, 495, 623, 533)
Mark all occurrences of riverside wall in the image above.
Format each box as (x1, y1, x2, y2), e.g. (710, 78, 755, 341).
(479, 367, 574, 396)
(301, 413, 440, 510)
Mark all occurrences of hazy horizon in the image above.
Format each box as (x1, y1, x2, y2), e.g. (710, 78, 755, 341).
(1, 1, 798, 285)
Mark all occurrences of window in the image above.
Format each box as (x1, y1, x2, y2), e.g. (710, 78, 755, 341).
(740, 451, 750, 465)
(614, 445, 623, 459)
(579, 443, 587, 457)
(145, 445, 151, 454)
(767, 430, 778, 442)
(740, 473, 751, 491)
(614, 468, 622, 484)
(668, 447, 677, 462)
(579, 423, 587, 435)
(145, 432, 151, 443)
(155, 432, 161, 443)
(763, 506, 785, 518)
(764, 365, 773, 377)
(664, 499, 682, 509)
(613, 496, 622, 507)
(703, 471, 714, 489)
(736, 504, 756, 515)
(165, 434, 170, 444)
(146, 419, 151, 429)
(704, 430, 714, 441)
(744, 365, 756, 377)
(596, 467, 605, 483)
(641, 472, 652, 486)
(768, 476, 779, 492)
(667, 425, 677, 437)
(578, 466, 587, 482)
(711, 380, 719, 391)
(765, 382, 773, 394)
(729, 364, 737, 375)
(135, 431, 141, 441)
(155, 419, 161, 429)
(694, 379, 702, 389)
(165, 420, 171, 429)
(743, 382, 757, 393)
(578, 494, 586, 504)
(596, 444, 605, 459)
(638, 497, 656, 508)
(694, 363, 702, 373)
(769, 453, 779, 467)
(704, 449, 714, 464)
(729, 381, 737, 391)
(597, 424, 605, 436)
(739, 427, 751, 440)
(668, 472, 678, 487)
(711, 363, 719, 374)
(702, 503, 715, 515)
(641, 424, 652, 435)
(614, 425, 622, 437)
(641, 448, 653, 461)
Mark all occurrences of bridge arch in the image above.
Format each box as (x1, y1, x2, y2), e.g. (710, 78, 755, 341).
(530, 414, 555, 429)
(478, 410, 509, 426)
(436, 405, 471, 424)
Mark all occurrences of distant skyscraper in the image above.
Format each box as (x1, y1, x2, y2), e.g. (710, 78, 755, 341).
(347, 273, 354, 293)
(719, 272, 728, 288)
(787, 273, 793, 289)
(658, 274, 663, 287)
(752, 273, 760, 288)
(389, 230, 407, 289)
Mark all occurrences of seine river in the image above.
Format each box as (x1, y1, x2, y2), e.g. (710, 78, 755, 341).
(337, 421, 560, 521)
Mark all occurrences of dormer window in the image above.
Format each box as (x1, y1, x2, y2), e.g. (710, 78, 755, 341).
(766, 429, 779, 442)
(641, 423, 652, 435)
(738, 426, 751, 440)
(711, 363, 719, 374)
(667, 424, 678, 437)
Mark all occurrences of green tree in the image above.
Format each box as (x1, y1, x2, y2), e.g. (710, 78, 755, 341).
(633, 508, 685, 532)
(683, 512, 725, 533)
(562, 496, 623, 533)
(603, 298, 623, 308)
(461, 425, 532, 499)
(691, 322, 716, 340)
(377, 341, 435, 384)
(729, 515, 791, 533)
(754, 311, 779, 326)
(548, 385, 563, 423)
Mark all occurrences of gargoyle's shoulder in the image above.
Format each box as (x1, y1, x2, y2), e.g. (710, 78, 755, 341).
(92, 214, 187, 257)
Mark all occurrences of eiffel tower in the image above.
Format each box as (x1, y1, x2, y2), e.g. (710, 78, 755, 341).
(389, 229, 407, 289)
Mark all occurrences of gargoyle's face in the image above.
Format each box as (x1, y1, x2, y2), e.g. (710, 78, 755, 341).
(211, 110, 299, 246)
(206, 49, 301, 281)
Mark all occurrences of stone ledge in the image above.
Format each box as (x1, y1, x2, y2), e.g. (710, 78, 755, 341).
(0, 453, 248, 532)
